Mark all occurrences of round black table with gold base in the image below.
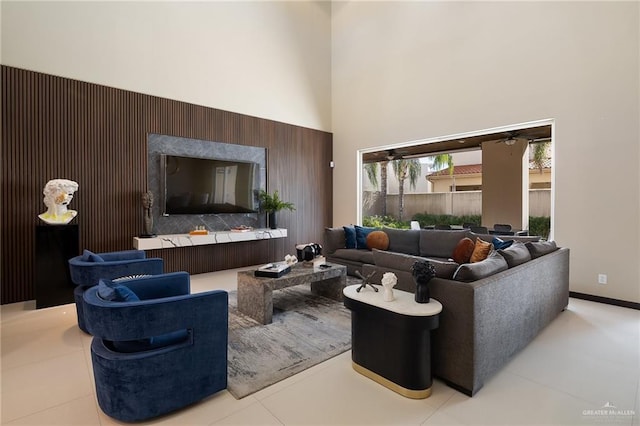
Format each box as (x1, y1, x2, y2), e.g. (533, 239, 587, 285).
(343, 284, 442, 399)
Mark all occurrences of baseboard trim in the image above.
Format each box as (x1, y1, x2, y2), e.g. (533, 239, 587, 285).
(570, 292, 639, 310)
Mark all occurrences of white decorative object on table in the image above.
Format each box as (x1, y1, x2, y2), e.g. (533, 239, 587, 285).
(38, 179, 79, 225)
(284, 254, 298, 266)
(381, 272, 398, 302)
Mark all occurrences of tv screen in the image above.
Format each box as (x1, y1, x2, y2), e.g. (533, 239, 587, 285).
(161, 154, 260, 215)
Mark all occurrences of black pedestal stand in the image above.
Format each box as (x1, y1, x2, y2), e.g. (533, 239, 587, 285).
(35, 224, 79, 309)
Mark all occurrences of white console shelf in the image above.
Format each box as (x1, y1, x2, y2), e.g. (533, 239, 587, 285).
(133, 228, 287, 251)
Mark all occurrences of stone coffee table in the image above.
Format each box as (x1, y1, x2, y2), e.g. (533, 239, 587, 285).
(237, 262, 347, 324)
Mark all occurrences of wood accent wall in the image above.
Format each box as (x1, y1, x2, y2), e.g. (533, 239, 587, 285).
(1, 66, 333, 304)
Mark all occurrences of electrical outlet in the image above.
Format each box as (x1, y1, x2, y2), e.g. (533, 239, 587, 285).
(598, 274, 607, 285)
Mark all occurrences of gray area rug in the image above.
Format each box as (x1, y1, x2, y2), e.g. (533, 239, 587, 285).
(227, 283, 355, 399)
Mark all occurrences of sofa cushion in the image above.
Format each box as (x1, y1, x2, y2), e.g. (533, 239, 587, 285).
(470, 237, 492, 263)
(492, 237, 514, 250)
(453, 251, 508, 282)
(81, 249, 104, 263)
(372, 249, 459, 279)
(498, 241, 532, 267)
(343, 226, 356, 249)
(331, 248, 374, 264)
(372, 249, 419, 271)
(384, 228, 421, 255)
(452, 237, 475, 264)
(355, 225, 375, 249)
(366, 230, 390, 250)
(420, 229, 470, 259)
(525, 240, 558, 259)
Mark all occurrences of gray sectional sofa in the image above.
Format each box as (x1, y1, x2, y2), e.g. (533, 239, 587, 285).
(324, 226, 570, 396)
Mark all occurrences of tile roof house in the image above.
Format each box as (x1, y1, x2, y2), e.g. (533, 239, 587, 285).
(427, 161, 552, 192)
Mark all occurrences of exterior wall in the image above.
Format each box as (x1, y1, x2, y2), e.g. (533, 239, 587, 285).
(333, 1, 639, 302)
(364, 190, 551, 222)
(428, 169, 551, 192)
(530, 169, 552, 188)
(529, 190, 551, 217)
(428, 174, 482, 193)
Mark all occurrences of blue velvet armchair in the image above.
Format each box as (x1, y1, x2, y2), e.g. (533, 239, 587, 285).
(82, 272, 228, 422)
(68, 249, 164, 332)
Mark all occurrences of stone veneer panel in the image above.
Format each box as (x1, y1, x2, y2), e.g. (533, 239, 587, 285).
(148, 134, 267, 234)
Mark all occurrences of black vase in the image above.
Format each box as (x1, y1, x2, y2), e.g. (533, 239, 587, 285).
(411, 260, 435, 304)
(415, 279, 431, 303)
(268, 212, 277, 229)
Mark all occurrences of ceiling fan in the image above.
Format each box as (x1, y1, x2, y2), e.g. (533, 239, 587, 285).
(497, 132, 551, 146)
(385, 149, 404, 160)
(497, 132, 526, 146)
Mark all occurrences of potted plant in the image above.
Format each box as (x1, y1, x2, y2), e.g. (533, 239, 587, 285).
(258, 189, 295, 229)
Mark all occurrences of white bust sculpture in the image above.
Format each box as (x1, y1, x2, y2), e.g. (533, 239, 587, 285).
(38, 179, 79, 225)
(381, 272, 398, 302)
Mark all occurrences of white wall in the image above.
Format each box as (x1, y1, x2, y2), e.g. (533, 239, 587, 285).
(1, 1, 332, 132)
(332, 1, 639, 303)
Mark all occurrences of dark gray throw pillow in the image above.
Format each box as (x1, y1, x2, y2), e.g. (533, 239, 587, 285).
(525, 240, 558, 259)
(498, 241, 532, 267)
(452, 251, 508, 282)
(428, 259, 460, 279)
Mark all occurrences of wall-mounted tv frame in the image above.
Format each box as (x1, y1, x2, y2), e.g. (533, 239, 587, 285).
(148, 134, 267, 235)
(160, 154, 261, 215)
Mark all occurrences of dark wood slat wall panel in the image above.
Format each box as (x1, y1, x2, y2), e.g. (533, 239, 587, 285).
(1, 66, 333, 304)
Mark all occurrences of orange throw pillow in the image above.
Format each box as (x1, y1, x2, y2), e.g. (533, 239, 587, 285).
(452, 237, 475, 264)
(366, 230, 390, 250)
(470, 237, 492, 263)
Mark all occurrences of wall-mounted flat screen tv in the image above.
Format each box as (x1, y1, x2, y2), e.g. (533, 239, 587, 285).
(160, 154, 261, 215)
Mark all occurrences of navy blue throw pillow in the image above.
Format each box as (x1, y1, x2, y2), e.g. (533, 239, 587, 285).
(343, 226, 357, 249)
(355, 225, 375, 249)
(81, 249, 104, 262)
(97, 280, 140, 302)
(492, 237, 514, 250)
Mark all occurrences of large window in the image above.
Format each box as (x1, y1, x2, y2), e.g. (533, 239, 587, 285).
(359, 122, 554, 239)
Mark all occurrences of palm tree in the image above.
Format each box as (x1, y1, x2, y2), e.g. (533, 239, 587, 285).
(390, 159, 421, 221)
(430, 153, 455, 214)
(364, 162, 378, 188)
(532, 142, 550, 173)
(364, 161, 389, 216)
(431, 153, 455, 190)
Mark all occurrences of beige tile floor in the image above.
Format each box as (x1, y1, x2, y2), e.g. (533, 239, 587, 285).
(1, 267, 639, 426)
